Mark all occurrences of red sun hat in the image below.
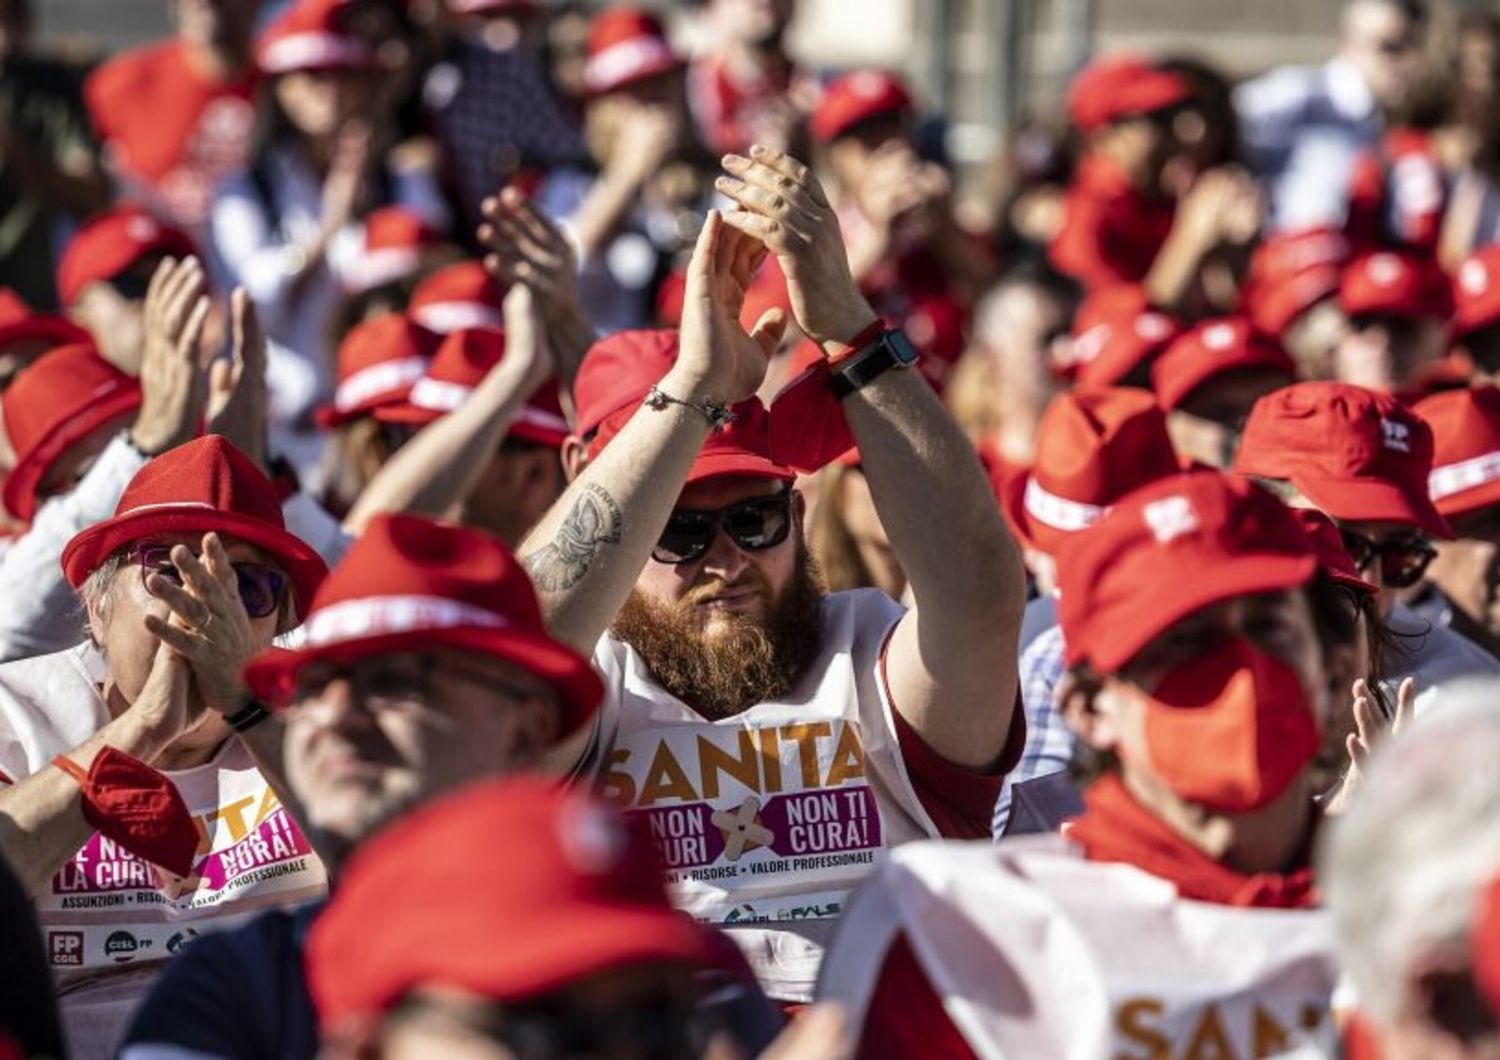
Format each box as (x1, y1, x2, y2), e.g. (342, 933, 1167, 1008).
(1067, 54, 1194, 133)
(373, 328, 570, 447)
(1413, 385, 1500, 521)
(1232, 381, 1452, 538)
(407, 261, 506, 335)
(572, 329, 681, 439)
(306, 776, 714, 1036)
(809, 70, 915, 144)
(1151, 317, 1298, 412)
(583, 7, 682, 96)
(1070, 294, 1180, 388)
(1452, 245, 1500, 338)
(56, 206, 197, 308)
(999, 387, 1181, 555)
(0, 288, 90, 352)
(1241, 227, 1350, 337)
(61, 436, 329, 619)
(2, 344, 141, 523)
(256, 0, 375, 75)
(1289, 507, 1378, 596)
(243, 514, 602, 733)
(1338, 250, 1455, 321)
(342, 208, 446, 295)
(314, 314, 440, 429)
(1055, 470, 1319, 674)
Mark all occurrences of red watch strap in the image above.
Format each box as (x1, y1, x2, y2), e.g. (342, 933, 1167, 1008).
(825, 319, 887, 368)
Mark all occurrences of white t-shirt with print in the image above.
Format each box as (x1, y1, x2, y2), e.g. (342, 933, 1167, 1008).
(0, 643, 327, 1056)
(588, 588, 939, 1002)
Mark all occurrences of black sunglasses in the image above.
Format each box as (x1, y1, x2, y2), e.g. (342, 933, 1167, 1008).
(1339, 529, 1437, 589)
(652, 489, 794, 565)
(132, 545, 289, 620)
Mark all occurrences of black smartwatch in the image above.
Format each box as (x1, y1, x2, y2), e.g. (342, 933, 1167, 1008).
(830, 329, 920, 398)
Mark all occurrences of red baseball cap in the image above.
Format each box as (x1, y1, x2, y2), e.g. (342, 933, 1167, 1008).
(2, 344, 141, 523)
(572, 329, 681, 439)
(1232, 381, 1452, 538)
(1452, 245, 1500, 338)
(1290, 507, 1377, 595)
(1414, 385, 1500, 520)
(1241, 227, 1349, 337)
(314, 314, 440, 429)
(1055, 470, 1319, 673)
(256, 0, 375, 75)
(407, 262, 506, 334)
(342, 208, 446, 295)
(1151, 317, 1298, 412)
(999, 387, 1181, 555)
(583, 7, 682, 95)
(56, 207, 197, 308)
(1067, 54, 1194, 133)
(244, 514, 601, 730)
(306, 776, 715, 1036)
(594, 395, 795, 485)
(809, 70, 915, 144)
(61, 436, 329, 621)
(1071, 295, 1180, 388)
(0, 288, 90, 352)
(1338, 250, 1454, 321)
(374, 329, 570, 448)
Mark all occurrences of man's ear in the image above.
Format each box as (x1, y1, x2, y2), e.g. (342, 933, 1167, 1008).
(84, 581, 113, 647)
(560, 436, 589, 482)
(1057, 670, 1123, 754)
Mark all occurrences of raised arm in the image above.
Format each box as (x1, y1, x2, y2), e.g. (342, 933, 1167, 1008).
(718, 145, 1023, 770)
(519, 210, 784, 654)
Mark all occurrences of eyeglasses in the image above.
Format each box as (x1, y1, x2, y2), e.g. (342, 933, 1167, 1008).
(1339, 529, 1437, 589)
(652, 489, 793, 565)
(131, 545, 288, 619)
(286, 655, 543, 715)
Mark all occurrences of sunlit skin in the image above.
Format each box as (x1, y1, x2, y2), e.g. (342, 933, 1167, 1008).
(274, 68, 376, 143)
(633, 475, 801, 635)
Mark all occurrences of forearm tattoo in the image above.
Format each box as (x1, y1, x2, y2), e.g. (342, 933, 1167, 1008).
(522, 483, 624, 592)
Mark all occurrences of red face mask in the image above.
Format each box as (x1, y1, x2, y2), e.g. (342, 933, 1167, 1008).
(1136, 637, 1320, 814)
(56, 747, 200, 877)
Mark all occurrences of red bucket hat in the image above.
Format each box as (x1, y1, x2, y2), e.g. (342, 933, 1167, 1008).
(2, 344, 141, 523)
(999, 387, 1181, 555)
(374, 328, 569, 447)
(1151, 317, 1298, 412)
(1414, 385, 1500, 521)
(243, 513, 602, 732)
(1055, 471, 1319, 674)
(583, 7, 682, 96)
(1453, 245, 1500, 338)
(314, 314, 440, 429)
(56, 207, 196, 308)
(572, 329, 681, 440)
(1067, 54, 1194, 133)
(342, 208, 445, 295)
(1242, 227, 1350, 336)
(1289, 507, 1377, 595)
(0, 288, 90, 352)
(1338, 250, 1454, 321)
(61, 436, 329, 618)
(810, 70, 915, 144)
(1232, 381, 1452, 538)
(306, 776, 713, 1036)
(1071, 295, 1180, 388)
(256, 0, 375, 75)
(407, 262, 506, 335)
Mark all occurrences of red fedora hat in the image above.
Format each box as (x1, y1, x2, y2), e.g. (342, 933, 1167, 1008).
(56, 206, 196, 308)
(3, 343, 141, 523)
(61, 436, 329, 619)
(1414, 385, 1500, 521)
(583, 7, 682, 96)
(408, 262, 507, 335)
(243, 513, 602, 735)
(315, 314, 440, 429)
(0, 288, 91, 352)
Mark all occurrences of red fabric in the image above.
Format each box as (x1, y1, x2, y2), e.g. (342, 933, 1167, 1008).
(0, 288, 90, 350)
(1068, 775, 1317, 907)
(56, 206, 197, 308)
(689, 55, 795, 155)
(1344, 128, 1444, 256)
(891, 697, 1022, 840)
(1151, 316, 1296, 411)
(1290, 508, 1377, 594)
(1412, 385, 1500, 518)
(1472, 871, 1500, 1021)
(572, 329, 680, 438)
(859, 935, 980, 1060)
(1338, 249, 1453, 321)
(1049, 156, 1176, 290)
(256, 0, 374, 74)
(57, 748, 199, 877)
(85, 41, 257, 193)
(1454, 245, 1500, 337)
(314, 314, 440, 428)
(1343, 1013, 1385, 1060)
(583, 7, 682, 95)
(810, 70, 914, 144)
(1067, 54, 1193, 132)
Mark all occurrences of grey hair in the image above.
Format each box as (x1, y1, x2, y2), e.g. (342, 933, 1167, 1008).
(1318, 688, 1500, 1023)
(78, 551, 127, 643)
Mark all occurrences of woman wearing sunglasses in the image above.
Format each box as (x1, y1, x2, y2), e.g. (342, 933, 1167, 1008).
(1233, 380, 1500, 716)
(0, 435, 328, 1055)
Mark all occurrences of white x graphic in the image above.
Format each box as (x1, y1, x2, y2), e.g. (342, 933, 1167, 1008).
(711, 797, 775, 861)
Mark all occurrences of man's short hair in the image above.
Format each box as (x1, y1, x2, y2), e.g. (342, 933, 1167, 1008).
(1320, 691, 1500, 1023)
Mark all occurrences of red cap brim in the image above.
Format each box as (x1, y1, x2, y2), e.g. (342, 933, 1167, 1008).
(4, 387, 142, 522)
(1292, 474, 1454, 540)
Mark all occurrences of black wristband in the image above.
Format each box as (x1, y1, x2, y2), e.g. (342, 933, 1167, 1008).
(225, 697, 270, 733)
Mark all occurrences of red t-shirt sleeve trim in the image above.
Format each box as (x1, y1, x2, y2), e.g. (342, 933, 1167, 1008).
(857, 932, 979, 1060)
(880, 635, 1025, 840)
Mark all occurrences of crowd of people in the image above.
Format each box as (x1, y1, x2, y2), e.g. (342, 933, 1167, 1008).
(7, 0, 1500, 1055)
